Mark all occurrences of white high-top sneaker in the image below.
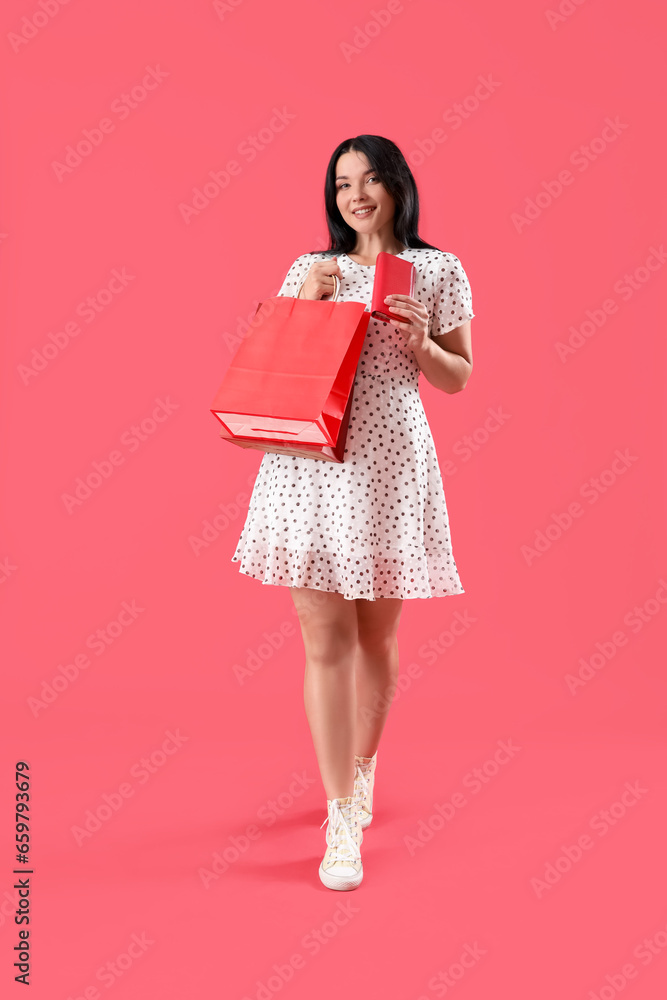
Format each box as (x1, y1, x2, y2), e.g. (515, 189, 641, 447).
(354, 752, 377, 829)
(318, 795, 363, 890)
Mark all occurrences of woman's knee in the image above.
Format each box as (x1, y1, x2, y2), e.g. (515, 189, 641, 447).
(303, 622, 358, 665)
(290, 587, 358, 662)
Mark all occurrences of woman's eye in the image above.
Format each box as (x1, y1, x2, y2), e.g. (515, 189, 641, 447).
(337, 176, 379, 190)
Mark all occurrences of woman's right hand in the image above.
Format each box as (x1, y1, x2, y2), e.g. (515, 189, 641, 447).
(298, 257, 342, 300)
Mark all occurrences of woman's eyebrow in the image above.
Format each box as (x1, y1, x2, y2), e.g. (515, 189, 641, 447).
(335, 169, 375, 180)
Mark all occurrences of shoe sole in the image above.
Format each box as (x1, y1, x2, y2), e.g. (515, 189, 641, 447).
(360, 812, 372, 829)
(319, 863, 363, 890)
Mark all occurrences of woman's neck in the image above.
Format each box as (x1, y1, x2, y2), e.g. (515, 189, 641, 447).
(348, 242, 406, 264)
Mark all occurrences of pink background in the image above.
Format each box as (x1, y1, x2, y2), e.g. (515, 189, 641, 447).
(2, 0, 666, 996)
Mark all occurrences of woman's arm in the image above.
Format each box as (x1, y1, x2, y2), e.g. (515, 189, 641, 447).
(413, 320, 473, 394)
(385, 290, 473, 394)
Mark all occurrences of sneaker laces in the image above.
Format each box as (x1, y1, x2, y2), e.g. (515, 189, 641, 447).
(354, 763, 371, 804)
(354, 755, 375, 809)
(319, 798, 360, 863)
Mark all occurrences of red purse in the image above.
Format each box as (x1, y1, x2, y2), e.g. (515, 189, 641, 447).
(370, 252, 416, 323)
(211, 274, 370, 463)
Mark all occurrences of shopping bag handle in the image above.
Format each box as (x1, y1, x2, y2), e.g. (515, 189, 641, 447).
(295, 272, 340, 301)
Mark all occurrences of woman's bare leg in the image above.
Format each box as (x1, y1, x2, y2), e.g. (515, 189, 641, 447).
(354, 598, 403, 758)
(290, 587, 359, 800)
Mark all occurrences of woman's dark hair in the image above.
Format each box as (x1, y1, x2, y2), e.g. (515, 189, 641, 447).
(308, 134, 440, 256)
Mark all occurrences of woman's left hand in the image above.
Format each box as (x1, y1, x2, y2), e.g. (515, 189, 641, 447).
(384, 295, 430, 352)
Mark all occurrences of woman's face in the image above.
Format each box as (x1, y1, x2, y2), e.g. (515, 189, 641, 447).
(334, 150, 396, 235)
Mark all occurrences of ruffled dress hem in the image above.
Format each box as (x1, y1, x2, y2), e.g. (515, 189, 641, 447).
(230, 541, 465, 602)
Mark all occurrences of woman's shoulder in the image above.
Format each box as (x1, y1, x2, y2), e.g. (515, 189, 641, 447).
(296, 250, 333, 261)
(406, 247, 468, 280)
(285, 251, 331, 271)
(406, 247, 463, 264)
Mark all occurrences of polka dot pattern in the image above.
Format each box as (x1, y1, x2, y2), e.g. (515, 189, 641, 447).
(230, 248, 474, 601)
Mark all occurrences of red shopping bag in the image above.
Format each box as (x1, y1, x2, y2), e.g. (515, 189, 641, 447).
(210, 275, 370, 463)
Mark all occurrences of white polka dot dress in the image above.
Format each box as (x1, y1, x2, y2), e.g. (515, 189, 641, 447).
(230, 247, 475, 601)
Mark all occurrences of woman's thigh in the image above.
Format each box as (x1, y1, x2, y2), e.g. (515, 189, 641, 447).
(289, 587, 358, 659)
(355, 597, 403, 650)
(290, 587, 403, 653)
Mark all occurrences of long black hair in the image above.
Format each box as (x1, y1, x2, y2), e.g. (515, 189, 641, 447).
(308, 134, 440, 256)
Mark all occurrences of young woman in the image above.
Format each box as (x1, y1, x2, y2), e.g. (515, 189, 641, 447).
(231, 134, 474, 891)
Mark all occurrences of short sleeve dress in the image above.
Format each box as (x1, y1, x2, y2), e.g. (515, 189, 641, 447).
(230, 247, 475, 601)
